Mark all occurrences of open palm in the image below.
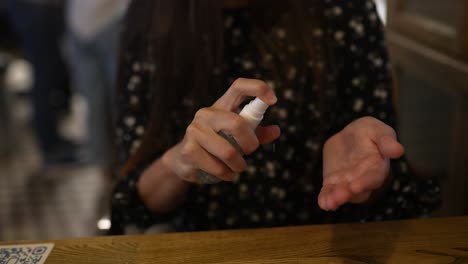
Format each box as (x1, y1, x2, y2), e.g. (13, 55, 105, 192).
(318, 117, 405, 211)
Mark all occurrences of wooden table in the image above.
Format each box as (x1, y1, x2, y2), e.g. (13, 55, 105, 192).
(2, 216, 468, 263)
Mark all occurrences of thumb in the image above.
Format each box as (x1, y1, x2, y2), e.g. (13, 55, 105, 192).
(377, 135, 404, 159)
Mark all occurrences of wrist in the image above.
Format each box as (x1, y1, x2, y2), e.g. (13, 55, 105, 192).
(161, 144, 183, 178)
(161, 145, 193, 190)
(137, 146, 191, 212)
(161, 144, 194, 183)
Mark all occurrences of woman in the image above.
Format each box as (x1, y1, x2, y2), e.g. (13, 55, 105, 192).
(110, 0, 439, 234)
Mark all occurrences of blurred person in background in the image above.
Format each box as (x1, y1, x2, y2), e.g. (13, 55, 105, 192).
(0, 53, 13, 157)
(6, 0, 78, 167)
(66, 0, 130, 177)
(110, 0, 440, 234)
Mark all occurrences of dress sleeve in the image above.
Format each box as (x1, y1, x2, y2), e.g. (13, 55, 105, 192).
(110, 168, 164, 235)
(322, 0, 440, 221)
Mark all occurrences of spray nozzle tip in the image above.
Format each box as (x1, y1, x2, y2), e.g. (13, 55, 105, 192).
(250, 98, 269, 113)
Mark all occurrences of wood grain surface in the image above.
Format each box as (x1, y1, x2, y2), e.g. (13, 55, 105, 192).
(2, 216, 468, 263)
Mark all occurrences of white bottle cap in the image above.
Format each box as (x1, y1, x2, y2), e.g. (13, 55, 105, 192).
(239, 98, 269, 129)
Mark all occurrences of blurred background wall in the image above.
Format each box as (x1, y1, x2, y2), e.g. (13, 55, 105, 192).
(386, 0, 468, 216)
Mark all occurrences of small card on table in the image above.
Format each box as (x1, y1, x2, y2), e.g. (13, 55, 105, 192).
(0, 243, 54, 264)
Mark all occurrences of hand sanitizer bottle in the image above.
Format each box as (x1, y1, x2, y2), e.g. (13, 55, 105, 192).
(197, 97, 269, 184)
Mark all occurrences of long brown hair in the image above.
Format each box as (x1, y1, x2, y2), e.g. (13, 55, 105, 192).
(118, 0, 333, 176)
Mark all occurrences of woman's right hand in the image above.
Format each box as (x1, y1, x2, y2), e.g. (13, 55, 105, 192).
(162, 78, 281, 183)
(138, 78, 280, 212)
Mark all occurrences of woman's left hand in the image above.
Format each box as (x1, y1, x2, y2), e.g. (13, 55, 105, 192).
(318, 116, 405, 211)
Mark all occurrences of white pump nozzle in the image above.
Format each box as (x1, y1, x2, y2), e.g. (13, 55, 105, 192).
(239, 98, 269, 129)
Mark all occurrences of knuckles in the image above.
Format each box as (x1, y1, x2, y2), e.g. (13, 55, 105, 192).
(179, 141, 197, 162)
(254, 81, 270, 95)
(194, 107, 211, 120)
(231, 77, 246, 88)
(185, 123, 200, 137)
(232, 78, 270, 95)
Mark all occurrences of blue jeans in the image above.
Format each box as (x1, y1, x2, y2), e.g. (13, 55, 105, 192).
(67, 21, 121, 166)
(6, 0, 73, 156)
(0, 55, 13, 156)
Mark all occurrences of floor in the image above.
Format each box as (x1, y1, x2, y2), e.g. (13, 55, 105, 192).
(0, 80, 108, 242)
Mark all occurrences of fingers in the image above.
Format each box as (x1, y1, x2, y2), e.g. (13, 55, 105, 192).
(318, 183, 353, 211)
(213, 78, 277, 111)
(319, 182, 372, 211)
(194, 108, 260, 154)
(179, 106, 265, 182)
(378, 135, 404, 159)
(179, 139, 236, 182)
(256, 125, 281, 144)
(320, 159, 388, 211)
(187, 123, 247, 173)
(365, 117, 404, 159)
(318, 185, 331, 210)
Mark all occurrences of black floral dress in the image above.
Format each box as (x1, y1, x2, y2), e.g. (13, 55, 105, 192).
(110, 0, 440, 235)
